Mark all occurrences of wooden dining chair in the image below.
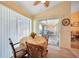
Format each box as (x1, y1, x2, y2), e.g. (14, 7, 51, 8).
(26, 42, 48, 58)
(9, 38, 28, 58)
(42, 35, 48, 45)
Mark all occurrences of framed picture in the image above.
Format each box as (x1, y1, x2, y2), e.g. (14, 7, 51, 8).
(62, 18, 70, 26)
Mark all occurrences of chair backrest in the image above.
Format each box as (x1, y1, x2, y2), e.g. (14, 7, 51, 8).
(42, 35, 48, 45)
(9, 38, 16, 58)
(26, 42, 44, 58)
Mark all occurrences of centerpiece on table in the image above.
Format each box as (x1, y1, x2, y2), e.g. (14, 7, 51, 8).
(30, 32, 36, 39)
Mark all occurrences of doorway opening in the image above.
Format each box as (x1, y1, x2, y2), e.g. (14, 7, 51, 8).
(38, 19, 61, 47)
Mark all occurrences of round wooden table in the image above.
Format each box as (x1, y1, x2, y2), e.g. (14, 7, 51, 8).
(20, 35, 48, 50)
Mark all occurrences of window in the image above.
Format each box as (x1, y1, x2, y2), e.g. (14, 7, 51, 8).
(38, 19, 60, 46)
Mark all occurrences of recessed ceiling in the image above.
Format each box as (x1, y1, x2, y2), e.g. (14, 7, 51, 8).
(16, 1, 62, 16)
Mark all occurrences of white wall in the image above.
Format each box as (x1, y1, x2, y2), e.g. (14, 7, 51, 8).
(71, 1, 79, 13)
(0, 4, 31, 58)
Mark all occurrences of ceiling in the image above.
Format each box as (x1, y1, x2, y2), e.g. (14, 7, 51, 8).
(1, 1, 79, 19)
(16, 1, 62, 16)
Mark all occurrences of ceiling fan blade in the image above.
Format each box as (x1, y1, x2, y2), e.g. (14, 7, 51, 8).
(34, 1, 41, 5)
(44, 1, 49, 7)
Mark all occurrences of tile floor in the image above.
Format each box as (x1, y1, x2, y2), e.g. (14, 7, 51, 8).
(47, 45, 79, 58)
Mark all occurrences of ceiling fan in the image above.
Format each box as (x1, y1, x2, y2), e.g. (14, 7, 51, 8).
(34, 1, 49, 7)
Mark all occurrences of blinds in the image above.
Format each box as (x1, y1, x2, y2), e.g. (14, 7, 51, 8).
(0, 4, 31, 58)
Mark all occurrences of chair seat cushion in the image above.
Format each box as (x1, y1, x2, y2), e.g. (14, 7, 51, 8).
(15, 47, 27, 58)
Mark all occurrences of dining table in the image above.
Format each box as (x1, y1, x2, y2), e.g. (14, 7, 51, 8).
(20, 35, 48, 50)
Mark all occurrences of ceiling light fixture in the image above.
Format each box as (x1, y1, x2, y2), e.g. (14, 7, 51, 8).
(34, 1, 49, 7)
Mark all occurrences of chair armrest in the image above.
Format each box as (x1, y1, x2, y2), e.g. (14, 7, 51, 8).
(13, 42, 20, 45)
